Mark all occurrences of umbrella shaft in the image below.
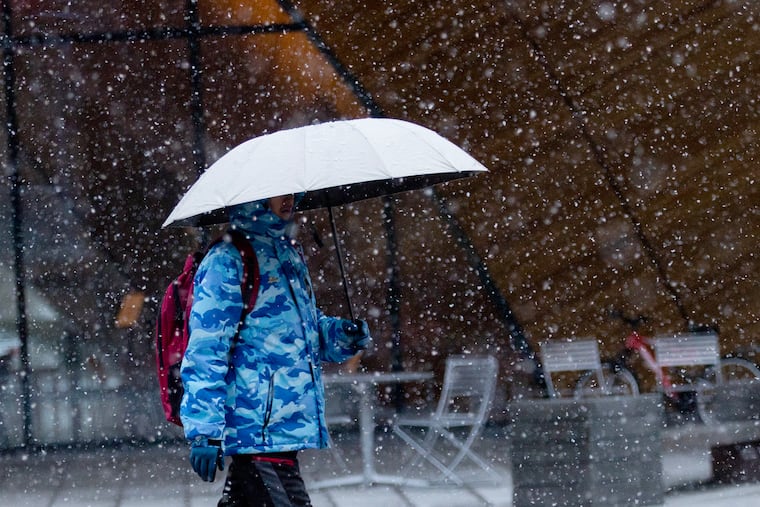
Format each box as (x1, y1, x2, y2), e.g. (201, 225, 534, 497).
(328, 206, 355, 321)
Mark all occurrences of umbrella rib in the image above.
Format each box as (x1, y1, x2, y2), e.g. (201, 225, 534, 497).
(348, 122, 394, 179)
(399, 121, 476, 172)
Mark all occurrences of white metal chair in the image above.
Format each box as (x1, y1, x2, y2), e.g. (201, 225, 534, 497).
(391, 355, 499, 485)
(651, 332, 723, 390)
(541, 338, 606, 398)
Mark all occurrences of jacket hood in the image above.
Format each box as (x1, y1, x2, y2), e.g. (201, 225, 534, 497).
(228, 193, 304, 238)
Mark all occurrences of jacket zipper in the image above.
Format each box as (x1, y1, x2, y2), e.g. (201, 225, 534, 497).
(308, 359, 328, 448)
(261, 375, 275, 442)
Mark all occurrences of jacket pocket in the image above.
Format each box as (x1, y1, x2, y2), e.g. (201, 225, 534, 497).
(261, 374, 275, 443)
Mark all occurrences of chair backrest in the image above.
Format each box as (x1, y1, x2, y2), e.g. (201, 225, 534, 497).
(434, 355, 498, 422)
(652, 332, 722, 387)
(541, 339, 604, 397)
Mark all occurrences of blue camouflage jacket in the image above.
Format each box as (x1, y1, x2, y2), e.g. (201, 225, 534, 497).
(180, 199, 363, 455)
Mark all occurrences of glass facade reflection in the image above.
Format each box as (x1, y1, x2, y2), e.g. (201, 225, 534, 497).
(1, 0, 369, 448)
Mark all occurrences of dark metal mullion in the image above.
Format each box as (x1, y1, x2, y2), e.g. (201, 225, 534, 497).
(185, 0, 206, 180)
(1, 2, 33, 449)
(184, 1, 208, 249)
(514, 16, 690, 325)
(381, 197, 406, 414)
(431, 190, 534, 361)
(274, 0, 382, 118)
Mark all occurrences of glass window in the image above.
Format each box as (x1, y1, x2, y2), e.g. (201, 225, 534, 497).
(199, 31, 367, 150)
(10, 0, 187, 38)
(2, 10, 368, 446)
(198, 0, 293, 26)
(10, 38, 197, 444)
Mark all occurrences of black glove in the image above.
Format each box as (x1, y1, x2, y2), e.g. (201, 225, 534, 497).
(342, 319, 371, 351)
(189, 436, 224, 482)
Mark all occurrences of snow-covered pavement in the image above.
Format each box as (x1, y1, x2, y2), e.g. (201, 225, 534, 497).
(2, 421, 760, 506)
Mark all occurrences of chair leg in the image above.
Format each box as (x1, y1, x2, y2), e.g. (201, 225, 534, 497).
(437, 427, 499, 479)
(392, 425, 466, 485)
(404, 425, 440, 470)
(327, 433, 352, 473)
(394, 424, 502, 484)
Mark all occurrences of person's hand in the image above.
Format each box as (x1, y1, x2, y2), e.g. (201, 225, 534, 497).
(189, 437, 224, 482)
(342, 319, 371, 351)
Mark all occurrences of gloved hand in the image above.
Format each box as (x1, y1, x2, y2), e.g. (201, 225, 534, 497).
(342, 319, 371, 351)
(189, 436, 224, 482)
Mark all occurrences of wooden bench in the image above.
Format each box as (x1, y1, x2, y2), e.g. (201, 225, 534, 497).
(651, 332, 722, 392)
(541, 339, 605, 398)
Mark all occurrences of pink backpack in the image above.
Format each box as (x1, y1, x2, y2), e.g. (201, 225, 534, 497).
(155, 230, 259, 426)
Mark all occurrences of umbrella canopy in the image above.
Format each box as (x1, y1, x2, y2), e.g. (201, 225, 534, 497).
(162, 118, 487, 228)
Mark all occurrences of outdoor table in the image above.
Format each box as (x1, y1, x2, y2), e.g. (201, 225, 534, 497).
(312, 370, 434, 488)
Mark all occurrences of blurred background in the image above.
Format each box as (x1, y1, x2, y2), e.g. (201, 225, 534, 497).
(0, 0, 757, 449)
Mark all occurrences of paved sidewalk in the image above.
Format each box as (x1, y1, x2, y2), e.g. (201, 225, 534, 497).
(2, 422, 760, 506)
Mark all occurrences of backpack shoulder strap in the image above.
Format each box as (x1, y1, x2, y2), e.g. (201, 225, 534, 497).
(204, 229, 259, 340)
(224, 229, 260, 313)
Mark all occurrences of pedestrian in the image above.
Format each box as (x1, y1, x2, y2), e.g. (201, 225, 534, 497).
(180, 193, 371, 506)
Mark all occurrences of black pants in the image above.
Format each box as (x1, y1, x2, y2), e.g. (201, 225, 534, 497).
(218, 452, 312, 507)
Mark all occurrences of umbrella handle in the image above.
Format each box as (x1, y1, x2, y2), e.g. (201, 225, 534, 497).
(328, 206, 356, 321)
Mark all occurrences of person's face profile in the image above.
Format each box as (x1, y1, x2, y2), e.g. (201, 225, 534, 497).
(269, 194, 295, 221)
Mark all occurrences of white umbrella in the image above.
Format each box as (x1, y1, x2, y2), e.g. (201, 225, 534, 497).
(162, 118, 487, 228)
(163, 117, 488, 319)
